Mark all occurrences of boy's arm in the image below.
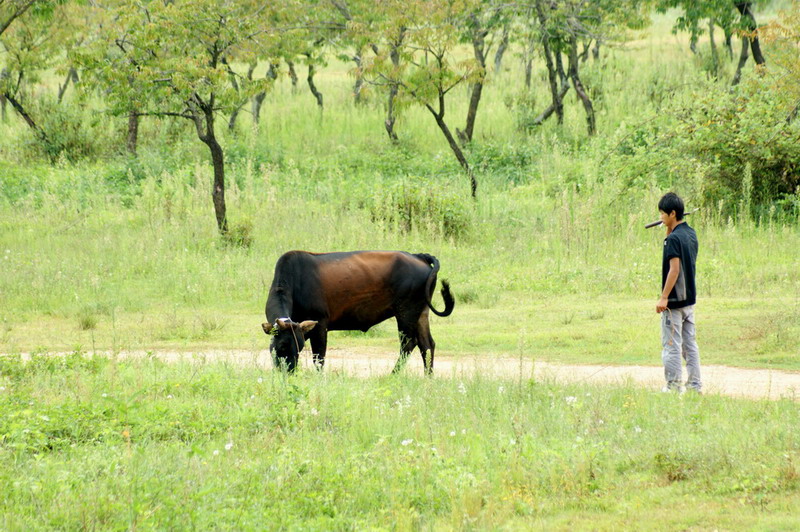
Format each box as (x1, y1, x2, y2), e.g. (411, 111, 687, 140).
(656, 257, 681, 313)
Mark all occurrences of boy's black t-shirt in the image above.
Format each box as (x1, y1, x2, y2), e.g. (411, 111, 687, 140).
(662, 222, 698, 309)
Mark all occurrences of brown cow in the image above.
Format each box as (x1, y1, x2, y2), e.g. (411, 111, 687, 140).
(261, 250, 454, 374)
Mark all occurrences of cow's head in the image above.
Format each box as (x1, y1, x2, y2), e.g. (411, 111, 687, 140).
(262, 318, 317, 372)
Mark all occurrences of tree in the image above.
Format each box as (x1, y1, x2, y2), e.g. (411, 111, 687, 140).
(0, 0, 39, 37)
(76, 0, 281, 234)
(761, 2, 800, 123)
(527, 0, 649, 136)
(0, 0, 67, 153)
(457, 1, 511, 145)
(362, 0, 483, 197)
(655, 0, 767, 84)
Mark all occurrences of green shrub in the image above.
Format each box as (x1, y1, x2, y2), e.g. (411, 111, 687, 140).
(20, 98, 113, 163)
(609, 78, 800, 219)
(366, 178, 473, 240)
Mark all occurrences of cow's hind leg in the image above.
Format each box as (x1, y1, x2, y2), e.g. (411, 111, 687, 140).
(392, 321, 418, 374)
(416, 310, 435, 375)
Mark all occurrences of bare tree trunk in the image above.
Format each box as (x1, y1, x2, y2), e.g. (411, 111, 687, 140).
(126, 111, 139, 155)
(536, 7, 565, 125)
(307, 63, 323, 109)
(425, 94, 477, 198)
(580, 40, 591, 63)
(567, 37, 596, 136)
(689, 32, 698, 54)
(287, 61, 298, 91)
(0, 69, 7, 121)
(524, 57, 533, 89)
(4, 91, 49, 145)
(352, 50, 365, 104)
(57, 67, 79, 104)
(592, 40, 601, 60)
(723, 27, 734, 60)
(735, 2, 765, 66)
(385, 33, 404, 142)
(385, 82, 399, 142)
(191, 96, 228, 234)
(252, 92, 266, 126)
(252, 63, 276, 127)
(529, 84, 570, 127)
(228, 102, 245, 132)
(459, 17, 488, 145)
(731, 36, 750, 86)
(494, 23, 510, 73)
(708, 22, 720, 79)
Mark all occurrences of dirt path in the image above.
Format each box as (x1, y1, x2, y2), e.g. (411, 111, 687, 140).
(83, 348, 800, 401)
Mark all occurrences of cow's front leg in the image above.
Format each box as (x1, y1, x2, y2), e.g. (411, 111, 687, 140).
(309, 324, 328, 371)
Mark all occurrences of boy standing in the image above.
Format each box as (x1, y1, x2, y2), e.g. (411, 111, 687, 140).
(656, 193, 702, 393)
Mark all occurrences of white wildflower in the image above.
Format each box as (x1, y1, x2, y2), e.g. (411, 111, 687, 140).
(213, 450, 220, 456)
(634, 426, 642, 433)
(257, 377, 263, 384)
(101, 393, 108, 398)
(458, 382, 467, 395)
(166, 395, 173, 399)
(565, 396, 577, 405)
(310, 408, 319, 416)
(498, 385, 505, 394)
(510, 438, 516, 445)
(225, 442, 233, 451)
(401, 439, 413, 446)
(449, 431, 456, 437)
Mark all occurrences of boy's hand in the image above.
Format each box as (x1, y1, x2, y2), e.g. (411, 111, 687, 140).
(656, 297, 668, 313)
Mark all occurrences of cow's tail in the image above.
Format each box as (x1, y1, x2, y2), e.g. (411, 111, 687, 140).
(418, 253, 455, 317)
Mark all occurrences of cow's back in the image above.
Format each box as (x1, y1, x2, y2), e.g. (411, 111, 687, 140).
(269, 251, 432, 331)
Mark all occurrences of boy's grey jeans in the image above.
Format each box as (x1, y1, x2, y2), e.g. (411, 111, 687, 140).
(661, 305, 702, 391)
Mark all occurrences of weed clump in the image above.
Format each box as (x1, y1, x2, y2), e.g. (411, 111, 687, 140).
(367, 179, 473, 240)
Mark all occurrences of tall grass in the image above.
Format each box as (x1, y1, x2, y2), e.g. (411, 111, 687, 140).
(1, 9, 798, 365)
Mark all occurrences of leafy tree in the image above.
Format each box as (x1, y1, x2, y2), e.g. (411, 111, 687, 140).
(456, 1, 511, 145)
(527, 0, 649, 135)
(0, 0, 66, 152)
(0, 0, 39, 37)
(761, 1, 800, 123)
(655, 0, 767, 84)
(75, 0, 281, 234)
(362, 0, 483, 196)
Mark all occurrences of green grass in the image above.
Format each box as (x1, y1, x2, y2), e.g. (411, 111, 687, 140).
(1, 356, 799, 529)
(1, 6, 799, 528)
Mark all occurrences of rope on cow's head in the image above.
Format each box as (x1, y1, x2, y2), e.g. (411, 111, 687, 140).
(275, 317, 302, 360)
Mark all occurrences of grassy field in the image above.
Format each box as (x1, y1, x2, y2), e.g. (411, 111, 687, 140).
(1, 4, 800, 529)
(1, 355, 799, 530)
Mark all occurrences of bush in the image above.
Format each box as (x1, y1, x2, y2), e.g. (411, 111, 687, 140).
(608, 78, 800, 218)
(20, 98, 114, 162)
(366, 178, 473, 240)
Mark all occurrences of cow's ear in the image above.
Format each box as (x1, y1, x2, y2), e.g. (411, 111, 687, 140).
(299, 320, 317, 334)
(276, 318, 292, 330)
(262, 322, 273, 335)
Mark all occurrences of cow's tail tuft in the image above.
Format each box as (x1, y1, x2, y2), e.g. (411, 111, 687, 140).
(419, 253, 455, 317)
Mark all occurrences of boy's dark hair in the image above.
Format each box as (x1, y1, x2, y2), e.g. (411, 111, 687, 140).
(658, 192, 684, 220)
